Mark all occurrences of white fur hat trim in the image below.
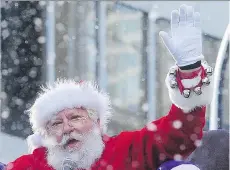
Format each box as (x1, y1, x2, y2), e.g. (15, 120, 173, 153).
(27, 133, 43, 153)
(28, 79, 111, 134)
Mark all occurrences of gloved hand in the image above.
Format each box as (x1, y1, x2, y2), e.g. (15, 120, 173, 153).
(159, 4, 204, 67)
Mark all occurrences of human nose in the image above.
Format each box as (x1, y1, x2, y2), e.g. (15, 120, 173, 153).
(62, 120, 73, 133)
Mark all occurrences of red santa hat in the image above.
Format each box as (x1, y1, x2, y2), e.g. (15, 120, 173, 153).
(28, 79, 112, 135)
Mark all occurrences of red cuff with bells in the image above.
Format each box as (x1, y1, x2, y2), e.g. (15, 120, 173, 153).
(176, 66, 208, 95)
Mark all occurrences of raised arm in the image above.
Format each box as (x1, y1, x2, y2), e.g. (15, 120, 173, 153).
(130, 5, 213, 169)
(139, 60, 213, 168)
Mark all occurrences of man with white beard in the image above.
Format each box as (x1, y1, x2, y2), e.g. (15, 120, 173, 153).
(7, 4, 214, 170)
(44, 116, 105, 169)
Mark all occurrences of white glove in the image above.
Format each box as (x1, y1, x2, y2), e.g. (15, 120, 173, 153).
(159, 4, 204, 67)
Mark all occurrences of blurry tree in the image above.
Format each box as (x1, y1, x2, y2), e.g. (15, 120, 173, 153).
(1, 1, 44, 138)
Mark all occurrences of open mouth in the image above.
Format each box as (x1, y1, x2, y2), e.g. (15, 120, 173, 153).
(64, 139, 80, 149)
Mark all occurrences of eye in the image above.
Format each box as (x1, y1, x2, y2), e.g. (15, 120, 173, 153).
(71, 115, 81, 121)
(51, 121, 62, 127)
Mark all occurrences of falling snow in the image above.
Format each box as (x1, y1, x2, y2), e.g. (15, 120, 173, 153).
(0, 2, 228, 170)
(146, 122, 157, 131)
(173, 154, 182, 161)
(172, 120, 182, 129)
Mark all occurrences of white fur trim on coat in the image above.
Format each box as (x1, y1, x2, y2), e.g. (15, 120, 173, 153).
(27, 133, 43, 153)
(165, 63, 213, 112)
(172, 164, 200, 170)
(28, 79, 112, 134)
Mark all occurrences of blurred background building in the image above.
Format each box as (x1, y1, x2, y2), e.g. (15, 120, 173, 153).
(0, 1, 229, 163)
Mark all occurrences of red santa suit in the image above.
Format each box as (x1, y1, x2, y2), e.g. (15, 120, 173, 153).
(6, 60, 213, 170)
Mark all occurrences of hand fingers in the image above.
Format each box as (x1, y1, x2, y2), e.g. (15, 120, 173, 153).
(194, 12, 201, 28)
(171, 10, 179, 31)
(179, 4, 187, 26)
(159, 31, 174, 52)
(187, 6, 194, 27)
(178, 4, 199, 27)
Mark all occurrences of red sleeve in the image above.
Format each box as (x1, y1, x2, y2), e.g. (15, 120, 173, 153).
(5, 148, 49, 170)
(6, 155, 34, 170)
(139, 104, 205, 168)
(121, 63, 213, 169)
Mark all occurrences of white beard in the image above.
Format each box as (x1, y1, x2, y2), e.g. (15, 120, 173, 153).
(43, 126, 105, 170)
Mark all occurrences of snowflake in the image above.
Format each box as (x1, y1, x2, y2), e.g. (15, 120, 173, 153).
(190, 134, 198, 141)
(106, 165, 113, 170)
(131, 161, 140, 168)
(1, 110, 10, 119)
(146, 122, 157, 131)
(39, 1, 46, 6)
(2, 29, 10, 40)
(194, 139, 202, 147)
(15, 98, 24, 106)
(56, 23, 66, 32)
(172, 120, 182, 129)
(37, 36, 46, 44)
(100, 159, 107, 166)
(174, 154, 182, 161)
(33, 17, 42, 26)
(194, 126, 201, 133)
(57, 1, 65, 6)
(179, 144, 186, 151)
(29, 68, 38, 78)
(1, 20, 8, 28)
(141, 103, 148, 112)
(159, 153, 166, 161)
(187, 114, 194, 121)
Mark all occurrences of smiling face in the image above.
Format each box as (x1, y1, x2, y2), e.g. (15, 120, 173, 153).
(47, 108, 97, 150)
(43, 108, 105, 169)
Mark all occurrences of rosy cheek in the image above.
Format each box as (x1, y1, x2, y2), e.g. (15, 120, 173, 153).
(56, 134, 63, 143)
(82, 122, 94, 132)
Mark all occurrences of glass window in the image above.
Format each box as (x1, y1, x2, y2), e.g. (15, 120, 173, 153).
(106, 3, 146, 134)
(54, 1, 96, 81)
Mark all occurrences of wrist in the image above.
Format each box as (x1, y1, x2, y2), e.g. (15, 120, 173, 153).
(179, 60, 201, 70)
(179, 67, 202, 79)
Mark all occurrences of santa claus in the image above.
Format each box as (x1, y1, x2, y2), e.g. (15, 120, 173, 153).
(6, 4, 214, 170)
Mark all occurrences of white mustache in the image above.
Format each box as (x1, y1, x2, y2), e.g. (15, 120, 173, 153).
(59, 132, 84, 146)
